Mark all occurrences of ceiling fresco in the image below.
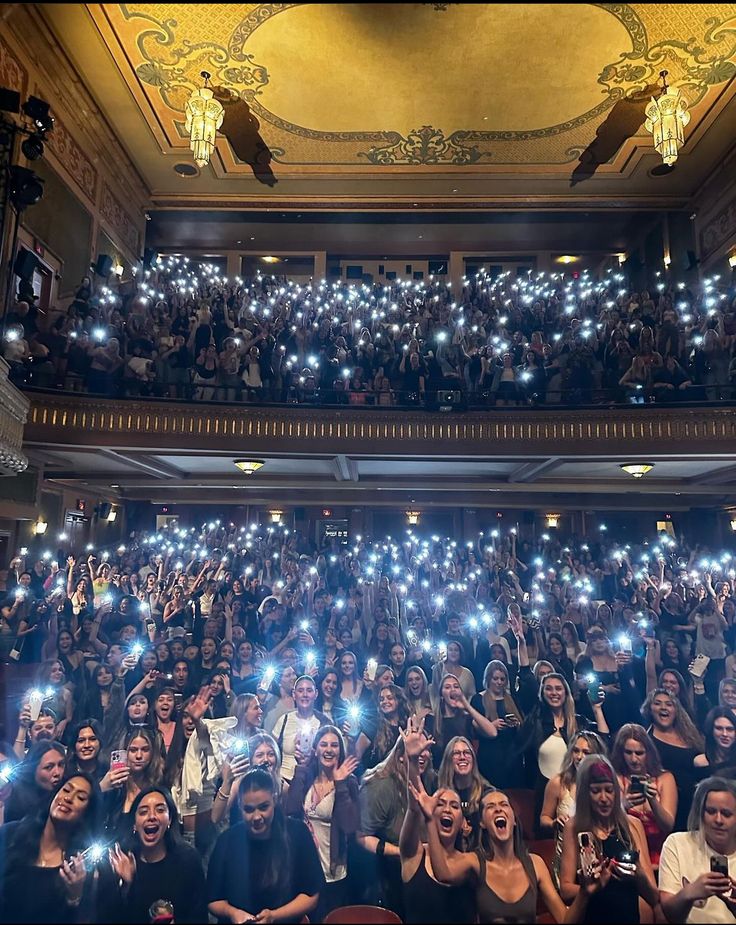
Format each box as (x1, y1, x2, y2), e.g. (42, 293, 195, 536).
(34, 3, 736, 207)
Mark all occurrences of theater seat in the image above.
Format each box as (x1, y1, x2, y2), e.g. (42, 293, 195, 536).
(528, 837, 558, 921)
(324, 906, 402, 924)
(506, 787, 537, 839)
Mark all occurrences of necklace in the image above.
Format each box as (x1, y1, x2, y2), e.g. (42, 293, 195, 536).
(309, 778, 334, 811)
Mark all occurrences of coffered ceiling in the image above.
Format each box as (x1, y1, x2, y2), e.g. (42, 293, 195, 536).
(40, 3, 736, 210)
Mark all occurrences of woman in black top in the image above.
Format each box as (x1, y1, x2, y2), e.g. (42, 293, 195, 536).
(208, 767, 324, 923)
(98, 786, 207, 923)
(65, 719, 106, 785)
(0, 773, 99, 924)
(4, 740, 67, 824)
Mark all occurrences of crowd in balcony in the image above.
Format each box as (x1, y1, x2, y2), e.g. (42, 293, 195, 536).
(3, 257, 736, 408)
(3, 515, 736, 922)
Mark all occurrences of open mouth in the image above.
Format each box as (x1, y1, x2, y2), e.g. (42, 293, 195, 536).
(439, 814, 454, 832)
(142, 822, 160, 840)
(493, 815, 508, 832)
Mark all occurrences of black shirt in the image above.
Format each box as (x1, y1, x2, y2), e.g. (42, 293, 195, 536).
(97, 844, 207, 923)
(207, 818, 324, 922)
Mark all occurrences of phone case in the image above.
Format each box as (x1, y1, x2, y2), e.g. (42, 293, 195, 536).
(690, 654, 711, 678)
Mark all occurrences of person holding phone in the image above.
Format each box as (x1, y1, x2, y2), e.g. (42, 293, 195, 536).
(284, 725, 359, 919)
(659, 776, 736, 923)
(611, 724, 677, 869)
(561, 755, 658, 922)
(272, 676, 329, 787)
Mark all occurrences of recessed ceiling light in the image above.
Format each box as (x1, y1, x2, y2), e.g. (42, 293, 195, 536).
(234, 459, 264, 474)
(173, 162, 199, 177)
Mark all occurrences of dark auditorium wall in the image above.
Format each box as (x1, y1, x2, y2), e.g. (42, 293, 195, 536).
(22, 160, 93, 297)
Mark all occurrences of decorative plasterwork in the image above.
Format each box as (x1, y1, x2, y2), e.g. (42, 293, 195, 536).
(92, 3, 736, 172)
(0, 360, 29, 475)
(0, 33, 28, 100)
(100, 180, 142, 255)
(42, 111, 99, 205)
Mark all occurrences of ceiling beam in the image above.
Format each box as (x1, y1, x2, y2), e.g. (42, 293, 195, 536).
(688, 465, 736, 486)
(508, 458, 563, 483)
(332, 455, 359, 482)
(96, 449, 184, 480)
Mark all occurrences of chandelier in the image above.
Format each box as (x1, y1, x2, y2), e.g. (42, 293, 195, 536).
(185, 71, 224, 168)
(644, 71, 690, 166)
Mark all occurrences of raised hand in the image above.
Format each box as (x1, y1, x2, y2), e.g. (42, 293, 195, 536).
(108, 843, 136, 885)
(334, 755, 360, 780)
(59, 852, 87, 903)
(407, 776, 438, 821)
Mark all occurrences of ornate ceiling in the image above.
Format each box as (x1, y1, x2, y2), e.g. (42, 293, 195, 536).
(40, 3, 736, 208)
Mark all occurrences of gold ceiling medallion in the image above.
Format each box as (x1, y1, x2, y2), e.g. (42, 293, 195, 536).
(644, 71, 690, 166)
(184, 71, 224, 168)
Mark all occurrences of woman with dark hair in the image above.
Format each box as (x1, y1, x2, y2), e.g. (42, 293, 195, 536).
(76, 662, 116, 725)
(285, 725, 360, 919)
(207, 767, 324, 923)
(611, 723, 677, 869)
(315, 668, 343, 724)
(97, 786, 207, 923)
(547, 632, 576, 686)
(4, 740, 67, 824)
(0, 773, 99, 923)
(356, 683, 410, 769)
(694, 706, 736, 777)
(417, 781, 586, 923)
(431, 673, 498, 768)
(431, 640, 476, 701)
(171, 658, 193, 699)
(66, 719, 106, 784)
(561, 755, 658, 922)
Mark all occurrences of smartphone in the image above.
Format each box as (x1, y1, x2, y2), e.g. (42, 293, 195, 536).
(504, 714, 520, 727)
(629, 775, 645, 795)
(578, 831, 597, 877)
(366, 658, 378, 681)
(110, 749, 128, 772)
(711, 854, 729, 877)
(586, 674, 602, 705)
(690, 654, 711, 679)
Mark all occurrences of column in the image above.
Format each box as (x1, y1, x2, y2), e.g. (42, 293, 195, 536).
(314, 251, 327, 282)
(449, 251, 464, 292)
(226, 252, 241, 279)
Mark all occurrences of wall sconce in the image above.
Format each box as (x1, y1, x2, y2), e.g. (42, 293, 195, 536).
(663, 254, 671, 268)
(617, 253, 626, 266)
(729, 252, 736, 269)
(731, 518, 736, 533)
(34, 518, 48, 535)
(406, 511, 421, 526)
(269, 509, 283, 524)
(545, 513, 561, 529)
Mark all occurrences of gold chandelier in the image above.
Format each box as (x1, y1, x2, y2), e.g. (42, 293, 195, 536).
(185, 71, 224, 168)
(644, 71, 690, 167)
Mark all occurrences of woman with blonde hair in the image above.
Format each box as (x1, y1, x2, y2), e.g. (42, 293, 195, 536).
(641, 688, 703, 831)
(405, 666, 434, 730)
(561, 755, 658, 922)
(540, 730, 607, 885)
(431, 673, 498, 768)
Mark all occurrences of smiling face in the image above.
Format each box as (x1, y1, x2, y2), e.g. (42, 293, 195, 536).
(36, 749, 66, 791)
(714, 717, 736, 753)
(450, 740, 474, 776)
(321, 671, 338, 700)
(441, 676, 463, 708)
(49, 661, 65, 684)
(651, 692, 676, 730)
(315, 731, 341, 774)
(481, 790, 515, 843)
(378, 688, 398, 717)
(294, 678, 316, 713)
(245, 698, 263, 728)
(49, 776, 91, 826)
(542, 677, 567, 710)
(721, 683, 736, 709)
(660, 672, 681, 697)
(252, 742, 278, 771)
(75, 726, 100, 764)
(571, 735, 593, 768)
(407, 669, 424, 698)
(200, 638, 217, 661)
(340, 653, 356, 678)
(434, 788, 464, 843)
(135, 791, 171, 851)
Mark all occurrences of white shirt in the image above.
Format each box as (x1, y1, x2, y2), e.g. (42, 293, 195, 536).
(277, 711, 322, 783)
(659, 831, 736, 923)
(538, 732, 568, 780)
(306, 786, 346, 883)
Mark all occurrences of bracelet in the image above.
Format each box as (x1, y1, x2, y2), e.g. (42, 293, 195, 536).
(216, 788, 231, 800)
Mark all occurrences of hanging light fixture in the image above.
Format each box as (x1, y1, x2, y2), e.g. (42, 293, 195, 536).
(234, 460, 264, 474)
(406, 510, 421, 525)
(269, 509, 283, 524)
(185, 71, 224, 168)
(34, 518, 48, 535)
(620, 463, 655, 479)
(644, 70, 690, 166)
(545, 513, 561, 529)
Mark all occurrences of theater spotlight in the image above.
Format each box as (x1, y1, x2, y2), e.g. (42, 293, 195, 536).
(8, 166, 44, 210)
(21, 96, 54, 134)
(21, 133, 44, 161)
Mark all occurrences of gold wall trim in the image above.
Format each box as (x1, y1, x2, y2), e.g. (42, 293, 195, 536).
(23, 394, 736, 457)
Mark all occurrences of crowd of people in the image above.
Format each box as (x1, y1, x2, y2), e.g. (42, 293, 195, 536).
(4, 257, 736, 408)
(2, 517, 736, 922)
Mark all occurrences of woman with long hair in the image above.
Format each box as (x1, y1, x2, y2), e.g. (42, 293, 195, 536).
(77, 662, 116, 725)
(232, 639, 258, 695)
(98, 785, 207, 923)
(151, 687, 177, 754)
(562, 620, 586, 661)
(471, 658, 529, 788)
(694, 706, 736, 777)
(4, 740, 67, 824)
(315, 668, 343, 724)
(431, 640, 476, 701)
(547, 632, 576, 686)
(641, 688, 703, 831)
(271, 675, 330, 787)
(229, 692, 263, 740)
(65, 718, 106, 785)
(211, 732, 284, 831)
(437, 735, 492, 849)
(284, 725, 360, 919)
(432, 673, 498, 768)
(103, 727, 165, 840)
(34, 659, 73, 740)
(262, 664, 297, 734)
(337, 650, 364, 704)
(0, 773, 100, 923)
(561, 755, 658, 923)
(405, 666, 434, 729)
(417, 782, 588, 923)
(208, 767, 324, 923)
(540, 731, 608, 885)
(611, 723, 677, 869)
(518, 671, 609, 830)
(357, 684, 410, 769)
